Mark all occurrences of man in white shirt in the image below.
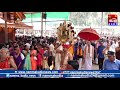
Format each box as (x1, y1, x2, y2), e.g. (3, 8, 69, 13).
(83, 41, 94, 70)
(48, 39, 55, 69)
(54, 41, 63, 70)
(110, 40, 118, 52)
(49, 43, 55, 57)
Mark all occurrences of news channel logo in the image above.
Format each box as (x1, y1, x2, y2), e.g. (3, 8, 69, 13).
(108, 14, 118, 26)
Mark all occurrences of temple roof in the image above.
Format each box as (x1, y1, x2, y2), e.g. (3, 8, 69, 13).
(0, 18, 33, 29)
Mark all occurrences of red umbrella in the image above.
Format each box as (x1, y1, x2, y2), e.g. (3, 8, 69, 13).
(78, 28, 100, 41)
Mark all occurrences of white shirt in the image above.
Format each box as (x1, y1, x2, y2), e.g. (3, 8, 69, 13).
(49, 44, 55, 56)
(57, 45, 63, 51)
(103, 42, 107, 48)
(110, 42, 118, 52)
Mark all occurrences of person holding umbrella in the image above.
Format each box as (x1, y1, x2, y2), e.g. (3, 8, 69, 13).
(77, 28, 100, 70)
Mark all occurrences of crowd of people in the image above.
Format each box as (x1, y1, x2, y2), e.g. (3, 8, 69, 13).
(0, 36, 120, 70)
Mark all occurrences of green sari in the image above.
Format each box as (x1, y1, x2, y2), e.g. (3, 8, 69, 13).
(23, 50, 31, 70)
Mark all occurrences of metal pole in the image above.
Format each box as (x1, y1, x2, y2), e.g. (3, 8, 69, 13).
(41, 12, 43, 37)
(45, 19, 46, 31)
(31, 13, 33, 36)
(4, 12, 8, 43)
(101, 12, 103, 37)
(45, 12, 46, 37)
(31, 13, 33, 26)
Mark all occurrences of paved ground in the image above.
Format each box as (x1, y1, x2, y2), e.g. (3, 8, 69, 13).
(92, 64, 99, 70)
(81, 63, 99, 70)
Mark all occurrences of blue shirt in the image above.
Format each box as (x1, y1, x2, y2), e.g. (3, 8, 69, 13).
(103, 59, 120, 70)
(97, 46, 105, 58)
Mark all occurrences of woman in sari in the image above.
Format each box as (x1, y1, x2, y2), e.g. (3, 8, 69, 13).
(0, 48, 17, 70)
(68, 41, 74, 57)
(30, 45, 37, 70)
(36, 44, 44, 70)
(22, 45, 31, 70)
(12, 45, 25, 70)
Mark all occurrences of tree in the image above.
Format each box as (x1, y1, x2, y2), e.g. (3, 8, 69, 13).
(70, 12, 120, 26)
(70, 12, 102, 26)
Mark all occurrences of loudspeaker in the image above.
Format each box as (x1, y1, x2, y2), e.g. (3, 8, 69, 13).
(42, 13, 47, 19)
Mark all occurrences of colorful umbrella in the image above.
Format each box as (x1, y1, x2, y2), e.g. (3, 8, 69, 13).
(78, 28, 100, 41)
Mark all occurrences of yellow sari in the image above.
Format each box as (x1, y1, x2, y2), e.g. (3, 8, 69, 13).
(68, 45, 74, 57)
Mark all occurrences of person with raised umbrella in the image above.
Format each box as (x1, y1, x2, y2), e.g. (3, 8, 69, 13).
(78, 28, 100, 70)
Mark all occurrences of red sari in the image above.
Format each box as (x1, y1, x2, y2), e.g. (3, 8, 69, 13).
(30, 50, 37, 70)
(37, 48, 44, 67)
(0, 57, 10, 69)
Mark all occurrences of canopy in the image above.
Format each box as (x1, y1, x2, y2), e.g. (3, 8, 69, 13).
(23, 12, 70, 22)
(27, 22, 53, 30)
(78, 28, 100, 41)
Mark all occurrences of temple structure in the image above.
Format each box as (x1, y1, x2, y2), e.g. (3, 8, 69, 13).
(0, 12, 33, 43)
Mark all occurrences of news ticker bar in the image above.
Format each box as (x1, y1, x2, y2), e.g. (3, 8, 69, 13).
(1, 73, 120, 78)
(0, 70, 120, 78)
(0, 70, 120, 74)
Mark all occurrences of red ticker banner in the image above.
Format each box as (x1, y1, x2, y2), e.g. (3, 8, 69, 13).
(108, 14, 118, 26)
